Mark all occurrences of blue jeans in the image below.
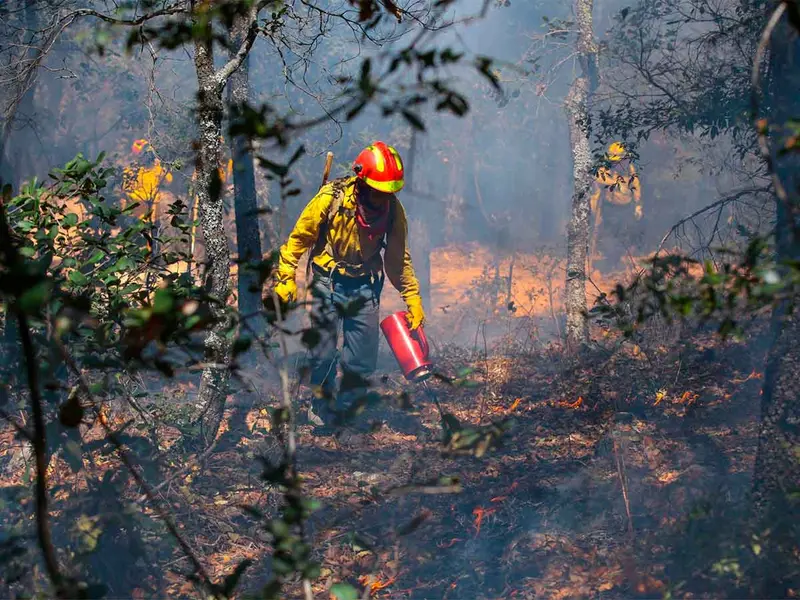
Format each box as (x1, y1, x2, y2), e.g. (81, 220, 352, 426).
(308, 268, 382, 415)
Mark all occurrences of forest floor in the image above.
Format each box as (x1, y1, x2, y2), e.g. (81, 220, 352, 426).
(0, 318, 774, 599)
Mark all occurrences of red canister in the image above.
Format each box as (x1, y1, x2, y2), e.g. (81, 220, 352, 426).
(380, 311, 432, 381)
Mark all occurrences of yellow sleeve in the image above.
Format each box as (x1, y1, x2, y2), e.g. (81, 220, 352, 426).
(384, 199, 421, 304)
(277, 188, 334, 282)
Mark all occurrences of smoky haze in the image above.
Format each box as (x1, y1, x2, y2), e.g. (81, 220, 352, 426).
(0, 0, 795, 598)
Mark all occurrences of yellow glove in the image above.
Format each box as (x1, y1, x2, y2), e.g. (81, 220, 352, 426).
(405, 296, 425, 331)
(634, 204, 643, 220)
(274, 279, 297, 303)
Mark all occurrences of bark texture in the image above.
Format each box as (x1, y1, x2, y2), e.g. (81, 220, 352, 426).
(750, 14, 800, 595)
(228, 14, 265, 330)
(188, 0, 262, 449)
(563, 0, 596, 350)
(409, 216, 431, 309)
(192, 18, 232, 449)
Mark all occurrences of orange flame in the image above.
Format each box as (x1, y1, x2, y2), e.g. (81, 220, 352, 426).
(472, 506, 496, 536)
(731, 370, 763, 384)
(558, 396, 583, 409)
(358, 575, 397, 595)
(490, 480, 518, 503)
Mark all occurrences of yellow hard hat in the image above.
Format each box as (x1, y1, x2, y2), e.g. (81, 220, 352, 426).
(132, 139, 150, 155)
(607, 142, 626, 162)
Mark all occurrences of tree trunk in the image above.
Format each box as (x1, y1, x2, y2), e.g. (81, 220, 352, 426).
(563, 0, 597, 350)
(228, 15, 265, 334)
(191, 13, 232, 450)
(750, 14, 800, 595)
(409, 216, 432, 310)
(406, 132, 431, 310)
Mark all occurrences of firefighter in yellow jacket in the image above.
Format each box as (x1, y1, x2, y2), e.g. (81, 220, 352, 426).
(274, 141, 425, 431)
(589, 142, 643, 268)
(123, 139, 174, 213)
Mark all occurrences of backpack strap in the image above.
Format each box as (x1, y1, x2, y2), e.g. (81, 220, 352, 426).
(305, 177, 347, 282)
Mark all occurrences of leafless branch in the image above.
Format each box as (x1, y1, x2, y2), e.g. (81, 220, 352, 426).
(65, 3, 188, 27)
(656, 187, 770, 255)
(214, 1, 267, 87)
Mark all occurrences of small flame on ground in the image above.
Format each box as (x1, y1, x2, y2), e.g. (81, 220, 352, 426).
(358, 574, 397, 595)
(731, 370, 763, 384)
(558, 396, 583, 409)
(472, 506, 496, 536)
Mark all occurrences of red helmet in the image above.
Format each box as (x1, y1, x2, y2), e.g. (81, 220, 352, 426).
(352, 141, 404, 193)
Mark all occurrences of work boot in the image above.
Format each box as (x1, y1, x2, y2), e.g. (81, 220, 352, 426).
(306, 405, 326, 427)
(309, 397, 338, 436)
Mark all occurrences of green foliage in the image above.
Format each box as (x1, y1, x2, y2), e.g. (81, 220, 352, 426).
(329, 582, 359, 600)
(591, 237, 800, 339)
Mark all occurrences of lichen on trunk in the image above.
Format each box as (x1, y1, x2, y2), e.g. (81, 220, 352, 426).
(190, 16, 232, 450)
(564, 75, 591, 350)
(563, 0, 596, 351)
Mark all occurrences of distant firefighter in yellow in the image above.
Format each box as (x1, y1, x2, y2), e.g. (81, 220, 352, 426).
(589, 142, 643, 268)
(123, 139, 174, 223)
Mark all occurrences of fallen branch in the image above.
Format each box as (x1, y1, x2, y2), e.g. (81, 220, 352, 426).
(0, 405, 33, 442)
(612, 436, 634, 537)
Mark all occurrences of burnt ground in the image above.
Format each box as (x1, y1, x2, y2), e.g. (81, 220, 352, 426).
(0, 326, 776, 599)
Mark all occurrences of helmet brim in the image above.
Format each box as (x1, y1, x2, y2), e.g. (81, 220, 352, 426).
(363, 176, 404, 193)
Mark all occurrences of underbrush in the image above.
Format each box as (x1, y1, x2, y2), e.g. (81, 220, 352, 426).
(0, 319, 780, 598)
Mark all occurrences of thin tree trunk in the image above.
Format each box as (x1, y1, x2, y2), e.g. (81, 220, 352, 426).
(191, 10, 232, 450)
(409, 216, 431, 309)
(563, 0, 597, 350)
(407, 131, 431, 310)
(228, 14, 265, 334)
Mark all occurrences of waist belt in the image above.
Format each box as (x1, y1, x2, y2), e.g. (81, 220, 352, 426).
(312, 262, 378, 285)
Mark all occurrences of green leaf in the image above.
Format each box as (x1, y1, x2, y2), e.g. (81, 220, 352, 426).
(69, 271, 90, 287)
(86, 249, 105, 265)
(152, 288, 174, 314)
(63, 439, 84, 473)
(330, 583, 359, 600)
(19, 281, 52, 314)
(112, 256, 135, 272)
(63, 213, 79, 228)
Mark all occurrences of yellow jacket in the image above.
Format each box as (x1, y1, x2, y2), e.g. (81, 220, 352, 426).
(277, 177, 421, 303)
(591, 163, 641, 208)
(123, 160, 173, 204)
